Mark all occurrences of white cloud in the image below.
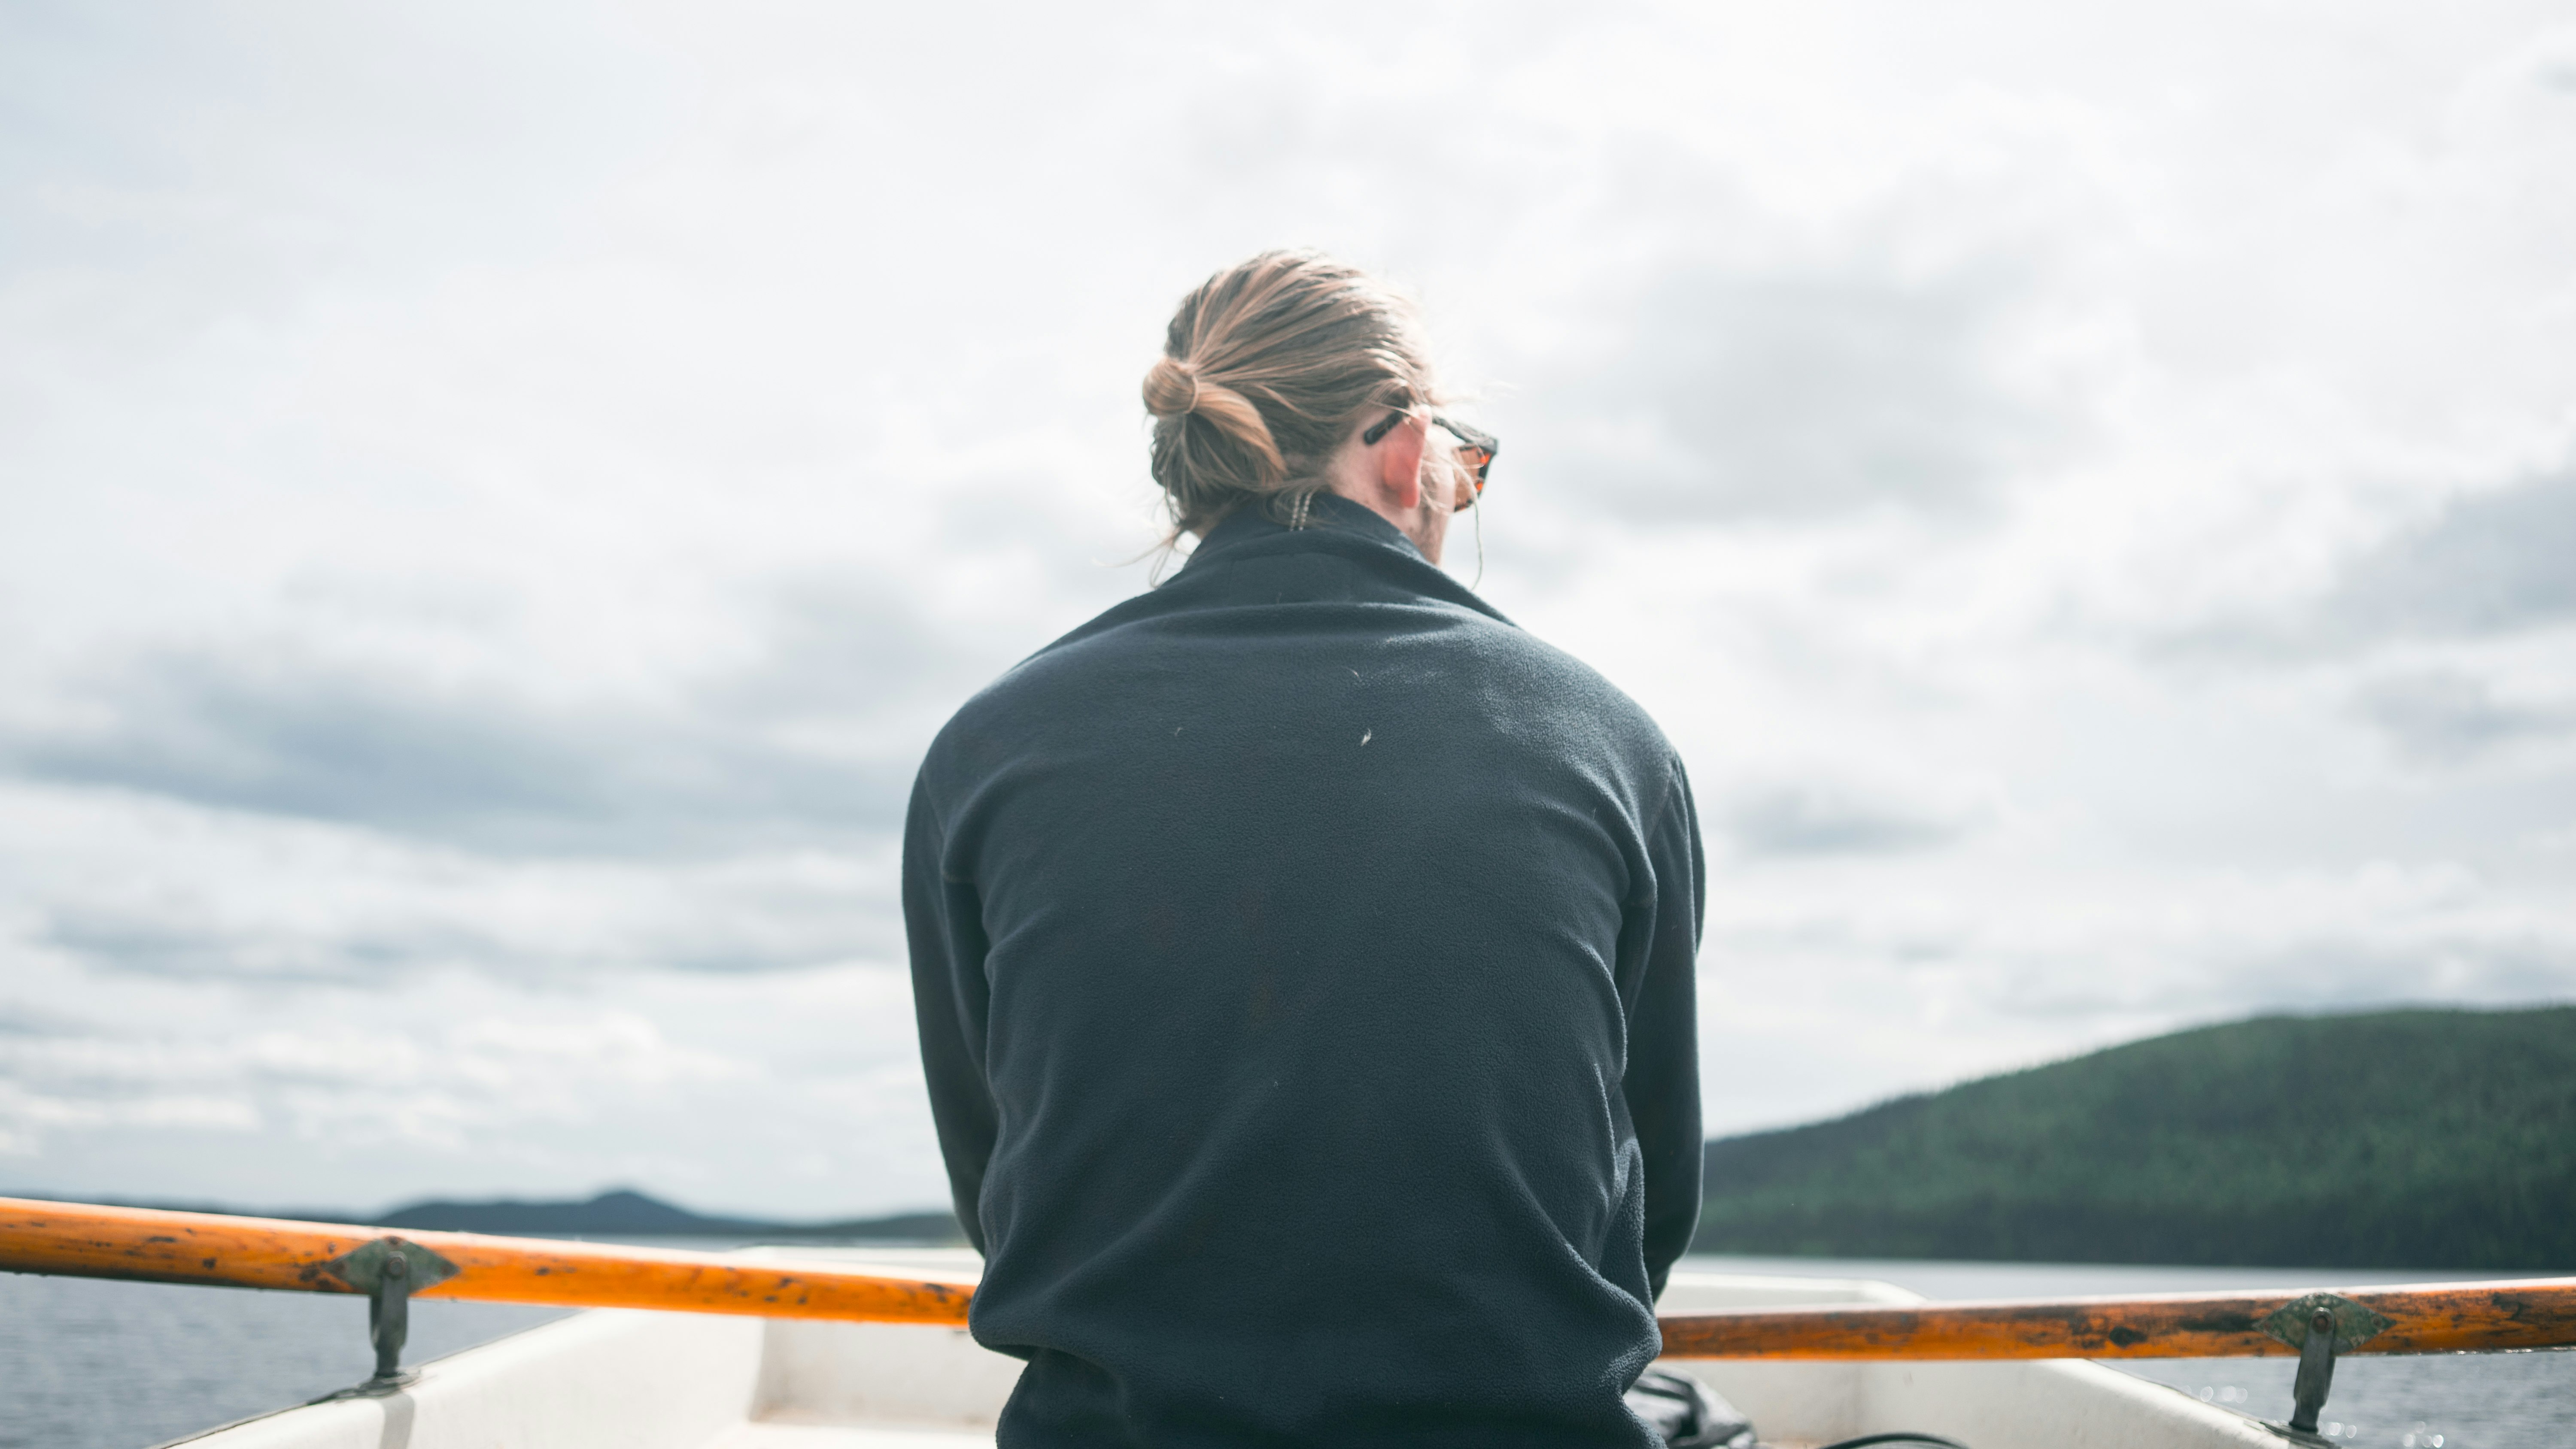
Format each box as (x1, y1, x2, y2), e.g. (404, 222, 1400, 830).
(2350, 667, 2574, 763)
(0, 781, 905, 985)
(0, 955, 937, 1217)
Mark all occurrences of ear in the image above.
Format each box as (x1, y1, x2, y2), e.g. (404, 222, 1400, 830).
(1373, 415, 1427, 511)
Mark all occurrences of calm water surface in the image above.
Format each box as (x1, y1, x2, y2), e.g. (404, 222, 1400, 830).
(0, 1271, 572, 1449)
(2, 1250, 2567, 1448)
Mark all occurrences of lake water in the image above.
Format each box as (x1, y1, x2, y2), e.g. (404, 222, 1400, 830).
(1, 1249, 2567, 1448)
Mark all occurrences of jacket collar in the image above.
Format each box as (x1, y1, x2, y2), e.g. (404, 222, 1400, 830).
(1181, 491, 1424, 573)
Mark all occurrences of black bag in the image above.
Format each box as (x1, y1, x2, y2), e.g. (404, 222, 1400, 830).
(1624, 1366, 1756, 1449)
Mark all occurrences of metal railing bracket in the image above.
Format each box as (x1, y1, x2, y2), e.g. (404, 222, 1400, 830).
(319, 1236, 461, 1391)
(2258, 1291, 2392, 1437)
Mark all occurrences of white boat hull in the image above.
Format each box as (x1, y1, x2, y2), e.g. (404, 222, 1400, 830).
(170, 1250, 2281, 1449)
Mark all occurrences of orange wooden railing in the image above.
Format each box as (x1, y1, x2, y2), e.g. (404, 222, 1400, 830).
(6, 1196, 2573, 1360)
(1658, 1277, 2576, 1359)
(0, 1197, 970, 1325)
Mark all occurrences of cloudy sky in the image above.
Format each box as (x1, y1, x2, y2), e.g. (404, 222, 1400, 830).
(3, 0, 2572, 1219)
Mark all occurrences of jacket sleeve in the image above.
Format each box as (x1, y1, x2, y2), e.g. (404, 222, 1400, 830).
(1628, 755, 1705, 1299)
(903, 769, 999, 1255)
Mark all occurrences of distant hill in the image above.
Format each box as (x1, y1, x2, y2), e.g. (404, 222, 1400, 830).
(375, 1188, 778, 1236)
(4, 1187, 962, 1244)
(1694, 1005, 2576, 1269)
(373, 1189, 961, 1243)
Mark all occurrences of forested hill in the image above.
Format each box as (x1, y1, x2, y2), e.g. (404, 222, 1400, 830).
(1694, 1005, 2576, 1270)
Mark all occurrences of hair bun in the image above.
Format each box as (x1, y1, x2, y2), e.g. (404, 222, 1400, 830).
(1142, 355, 1201, 418)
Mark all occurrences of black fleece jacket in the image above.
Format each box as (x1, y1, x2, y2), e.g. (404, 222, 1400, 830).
(904, 493, 1704, 1448)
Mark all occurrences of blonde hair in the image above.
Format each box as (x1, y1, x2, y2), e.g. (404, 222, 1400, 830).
(1143, 250, 1439, 539)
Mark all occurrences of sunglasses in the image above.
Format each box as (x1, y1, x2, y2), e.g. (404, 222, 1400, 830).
(1362, 411, 1499, 507)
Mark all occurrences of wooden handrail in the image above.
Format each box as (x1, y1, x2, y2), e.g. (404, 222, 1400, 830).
(1657, 1278, 2576, 1360)
(6, 1197, 2573, 1360)
(0, 1197, 971, 1325)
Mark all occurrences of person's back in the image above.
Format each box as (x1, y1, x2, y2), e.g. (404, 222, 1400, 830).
(905, 252, 1703, 1446)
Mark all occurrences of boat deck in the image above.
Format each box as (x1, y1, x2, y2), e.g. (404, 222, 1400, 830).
(714, 1429, 989, 1447)
(176, 1249, 2280, 1449)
